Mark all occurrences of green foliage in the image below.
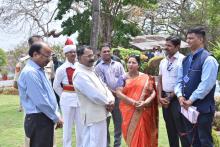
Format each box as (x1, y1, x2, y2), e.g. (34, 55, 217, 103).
(112, 47, 148, 72)
(212, 129, 220, 146)
(52, 45, 65, 61)
(214, 96, 220, 131)
(122, 0, 157, 8)
(112, 12, 142, 47)
(144, 56, 164, 76)
(56, 0, 156, 47)
(61, 9, 91, 45)
(56, 0, 75, 20)
(211, 39, 220, 63)
(0, 48, 7, 66)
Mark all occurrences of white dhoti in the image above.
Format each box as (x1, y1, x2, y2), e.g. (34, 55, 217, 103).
(61, 106, 83, 147)
(83, 120, 107, 147)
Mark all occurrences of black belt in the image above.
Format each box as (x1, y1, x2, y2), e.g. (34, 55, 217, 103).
(162, 91, 177, 101)
(162, 91, 172, 97)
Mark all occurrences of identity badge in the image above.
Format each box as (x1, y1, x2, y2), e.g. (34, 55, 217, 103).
(183, 75, 190, 83)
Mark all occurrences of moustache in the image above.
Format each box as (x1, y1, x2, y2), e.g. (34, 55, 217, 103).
(89, 59, 95, 63)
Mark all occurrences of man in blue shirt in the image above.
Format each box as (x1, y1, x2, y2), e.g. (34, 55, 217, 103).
(18, 42, 63, 147)
(95, 44, 125, 147)
(175, 27, 219, 147)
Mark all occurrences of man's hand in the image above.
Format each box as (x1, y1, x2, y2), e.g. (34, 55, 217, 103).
(106, 101, 115, 112)
(178, 96, 186, 106)
(159, 97, 170, 108)
(55, 117, 64, 129)
(111, 90, 117, 97)
(182, 99, 193, 110)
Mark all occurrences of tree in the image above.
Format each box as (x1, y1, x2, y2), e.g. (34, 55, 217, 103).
(90, 0, 100, 53)
(140, 0, 220, 41)
(56, 0, 157, 48)
(0, 0, 62, 37)
(0, 48, 7, 67)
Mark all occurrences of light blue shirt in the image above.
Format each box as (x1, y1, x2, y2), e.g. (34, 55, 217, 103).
(95, 60, 125, 91)
(174, 50, 219, 102)
(18, 59, 59, 123)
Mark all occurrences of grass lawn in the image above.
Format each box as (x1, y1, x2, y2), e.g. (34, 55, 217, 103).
(0, 95, 169, 147)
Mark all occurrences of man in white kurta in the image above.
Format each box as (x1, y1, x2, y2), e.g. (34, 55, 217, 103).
(73, 45, 115, 147)
(53, 45, 83, 147)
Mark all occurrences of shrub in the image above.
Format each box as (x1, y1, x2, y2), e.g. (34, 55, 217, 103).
(144, 56, 164, 76)
(212, 129, 220, 146)
(0, 87, 18, 95)
(112, 47, 148, 72)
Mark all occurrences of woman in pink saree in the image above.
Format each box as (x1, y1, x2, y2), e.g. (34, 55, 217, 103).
(116, 55, 158, 147)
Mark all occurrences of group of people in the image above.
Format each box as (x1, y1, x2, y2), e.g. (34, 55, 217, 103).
(16, 26, 218, 147)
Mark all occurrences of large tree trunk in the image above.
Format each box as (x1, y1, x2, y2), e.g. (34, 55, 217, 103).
(103, 14, 113, 44)
(90, 0, 100, 54)
(100, 0, 113, 45)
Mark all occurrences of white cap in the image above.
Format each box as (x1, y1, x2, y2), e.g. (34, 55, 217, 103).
(63, 45, 76, 54)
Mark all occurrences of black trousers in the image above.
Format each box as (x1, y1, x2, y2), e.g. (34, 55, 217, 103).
(183, 112, 214, 147)
(24, 113, 54, 147)
(162, 98, 190, 147)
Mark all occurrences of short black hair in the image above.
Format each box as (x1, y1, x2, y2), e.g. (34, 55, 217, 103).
(100, 43, 111, 51)
(166, 36, 181, 46)
(77, 45, 92, 58)
(28, 43, 43, 57)
(128, 54, 141, 66)
(28, 35, 43, 46)
(187, 26, 206, 39)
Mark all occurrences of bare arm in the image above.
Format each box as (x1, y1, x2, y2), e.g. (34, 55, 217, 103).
(116, 87, 137, 106)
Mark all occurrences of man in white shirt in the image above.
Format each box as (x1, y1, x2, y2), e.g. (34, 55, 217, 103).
(73, 45, 115, 147)
(158, 36, 189, 147)
(53, 45, 83, 147)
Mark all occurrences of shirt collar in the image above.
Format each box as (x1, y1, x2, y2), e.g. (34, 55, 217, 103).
(65, 59, 75, 66)
(100, 59, 115, 65)
(166, 51, 180, 60)
(192, 48, 204, 56)
(78, 63, 94, 71)
(28, 59, 42, 70)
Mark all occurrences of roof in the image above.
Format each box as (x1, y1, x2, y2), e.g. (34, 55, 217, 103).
(129, 35, 189, 51)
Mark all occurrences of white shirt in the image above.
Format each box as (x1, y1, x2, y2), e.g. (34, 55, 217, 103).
(73, 63, 115, 125)
(159, 51, 185, 92)
(53, 60, 79, 107)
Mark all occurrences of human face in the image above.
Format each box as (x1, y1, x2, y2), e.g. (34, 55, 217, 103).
(33, 44, 53, 67)
(65, 50, 76, 63)
(127, 57, 139, 73)
(101, 47, 111, 62)
(80, 48, 95, 67)
(186, 33, 204, 52)
(164, 41, 179, 58)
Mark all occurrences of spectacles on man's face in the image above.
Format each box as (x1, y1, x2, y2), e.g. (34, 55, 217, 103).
(82, 54, 95, 58)
(39, 52, 54, 58)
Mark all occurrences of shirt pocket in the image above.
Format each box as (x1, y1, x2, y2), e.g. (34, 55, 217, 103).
(169, 66, 178, 77)
(114, 70, 121, 78)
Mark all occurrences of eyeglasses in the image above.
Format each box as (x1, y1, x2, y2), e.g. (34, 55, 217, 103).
(82, 54, 95, 58)
(39, 52, 54, 58)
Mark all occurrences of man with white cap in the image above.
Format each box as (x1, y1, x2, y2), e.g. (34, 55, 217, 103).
(53, 40, 83, 147)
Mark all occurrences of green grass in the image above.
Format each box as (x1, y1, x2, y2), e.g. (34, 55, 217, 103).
(0, 95, 169, 147)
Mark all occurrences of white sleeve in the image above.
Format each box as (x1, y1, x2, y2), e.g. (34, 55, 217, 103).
(73, 72, 109, 105)
(53, 68, 64, 97)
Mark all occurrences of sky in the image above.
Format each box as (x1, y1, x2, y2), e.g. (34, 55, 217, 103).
(0, 29, 79, 51)
(0, 0, 78, 52)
